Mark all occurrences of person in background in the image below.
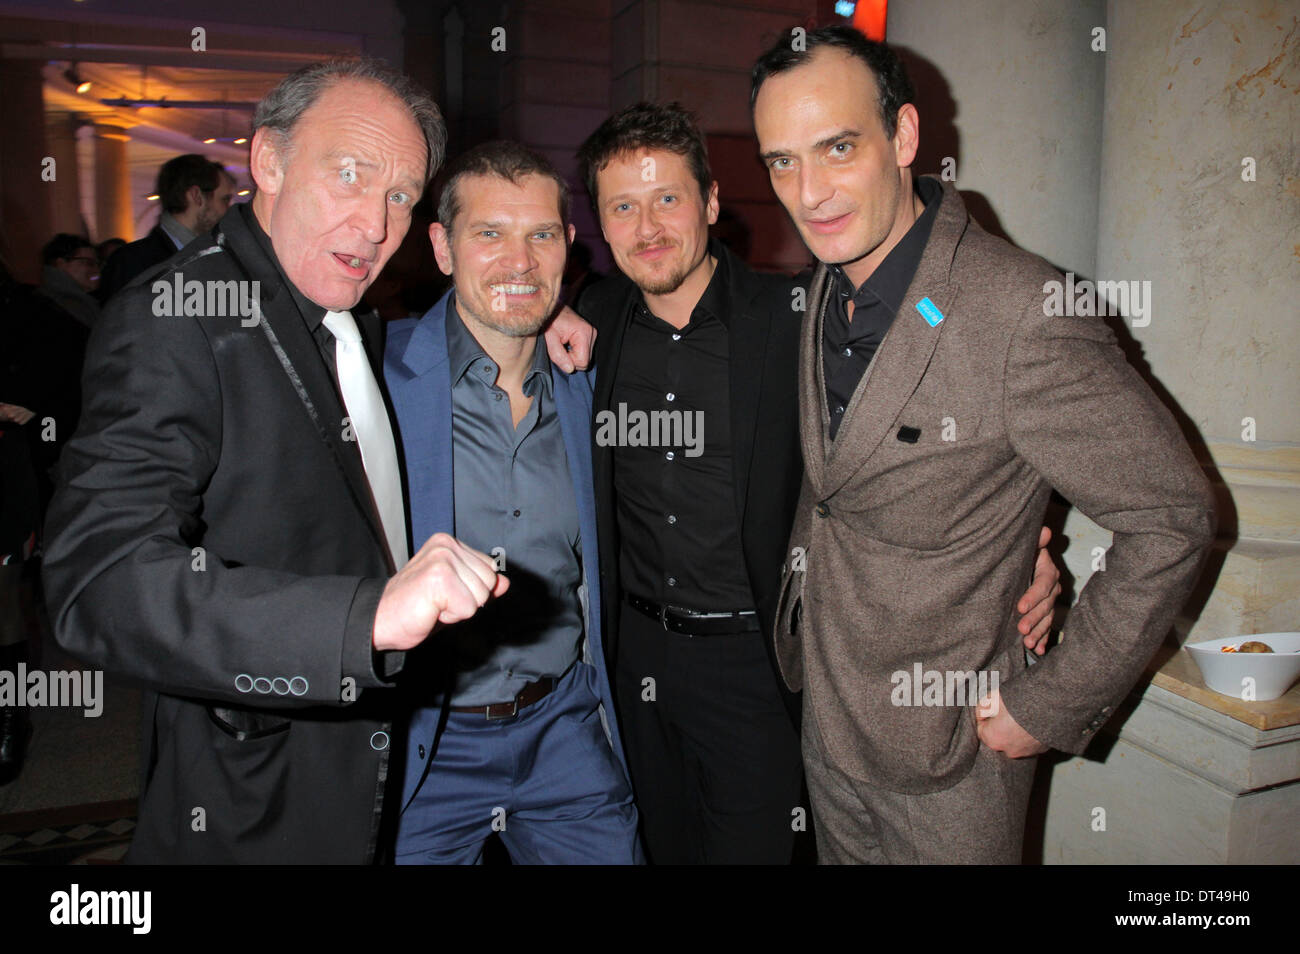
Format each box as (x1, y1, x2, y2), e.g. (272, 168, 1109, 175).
(98, 155, 236, 299)
(38, 234, 100, 329)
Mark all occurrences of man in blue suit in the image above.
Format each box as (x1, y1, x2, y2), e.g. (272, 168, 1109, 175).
(385, 141, 640, 864)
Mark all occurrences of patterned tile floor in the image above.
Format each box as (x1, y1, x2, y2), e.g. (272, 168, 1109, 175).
(0, 799, 136, 864)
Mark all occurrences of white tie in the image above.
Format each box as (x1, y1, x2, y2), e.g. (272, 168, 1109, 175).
(322, 310, 408, 570)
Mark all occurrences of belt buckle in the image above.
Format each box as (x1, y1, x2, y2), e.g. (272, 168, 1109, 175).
(485, 696, 520, 720)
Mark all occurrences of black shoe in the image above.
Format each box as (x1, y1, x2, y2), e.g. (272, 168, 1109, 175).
(0, 705, 32, 785)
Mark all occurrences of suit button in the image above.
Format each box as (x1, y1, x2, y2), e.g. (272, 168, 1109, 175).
(815, 502, 830, 517)
(418, 744, 426, 759)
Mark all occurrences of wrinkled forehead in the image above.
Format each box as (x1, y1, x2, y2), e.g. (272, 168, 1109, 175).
(457, 172, 564, 223)
(291, 80, 427, 180)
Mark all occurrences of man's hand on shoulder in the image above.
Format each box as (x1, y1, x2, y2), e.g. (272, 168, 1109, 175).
(976, 689, 1049, 758)
(1016, 526, 1062, 655)
(0, 403, 35, 425)
(544, 305, 595, 373)
(372, 533, 509, 652)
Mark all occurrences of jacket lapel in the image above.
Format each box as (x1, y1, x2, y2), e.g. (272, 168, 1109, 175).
(591, 280, 636, 416)
(723, 246, 769, 533)
(217, 207, 393, 561)
(386, 291, 455, 549)
(799, 264, 832, 494)
(820, 179, 968, 496)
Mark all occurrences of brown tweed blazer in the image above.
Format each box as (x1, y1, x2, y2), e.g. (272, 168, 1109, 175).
(774, 176, 1216, 795)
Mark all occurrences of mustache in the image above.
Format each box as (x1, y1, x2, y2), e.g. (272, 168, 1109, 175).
(632, 239, 677, 253)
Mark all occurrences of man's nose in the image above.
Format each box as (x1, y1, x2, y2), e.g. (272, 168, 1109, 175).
(799, 164, 835, 211)
(635, 206, 662, 241)
(499, 234, 536, 273)
(352, 193, 389, 245)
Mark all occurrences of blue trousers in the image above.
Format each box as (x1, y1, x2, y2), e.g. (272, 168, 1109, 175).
(395, 663, 642, 864)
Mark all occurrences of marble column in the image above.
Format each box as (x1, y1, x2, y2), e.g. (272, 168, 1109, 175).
(45, 112, 85, 238)
(886, 0, 1106, 277)
(91, 124, 133, 243)
(1094, 0, 1299, 643)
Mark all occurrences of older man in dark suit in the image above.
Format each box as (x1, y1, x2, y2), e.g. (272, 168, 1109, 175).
(41, 60, 517, 863)
(753, 27, 1216, 863)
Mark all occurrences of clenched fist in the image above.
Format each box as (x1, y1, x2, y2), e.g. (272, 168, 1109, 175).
(372, 532, 509, 652)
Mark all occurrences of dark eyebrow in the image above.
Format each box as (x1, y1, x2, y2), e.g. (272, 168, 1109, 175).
(813, 129, 861, 151)
(604, 182, 691, 204)
(760, 129, 861, 163)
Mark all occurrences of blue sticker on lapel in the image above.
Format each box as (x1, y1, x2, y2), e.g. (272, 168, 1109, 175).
(916, 297, 945, 327)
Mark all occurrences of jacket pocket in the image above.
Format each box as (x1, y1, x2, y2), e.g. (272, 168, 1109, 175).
(207, 704, 292, 741)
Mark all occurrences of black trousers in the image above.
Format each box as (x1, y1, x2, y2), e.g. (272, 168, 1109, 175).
(614, 601, 804, 864)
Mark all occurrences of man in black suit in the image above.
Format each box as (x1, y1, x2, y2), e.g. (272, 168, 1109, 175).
(575, 103, 1061, 864)
(98, 155, 236, 300)
(41, 60, 513, 863)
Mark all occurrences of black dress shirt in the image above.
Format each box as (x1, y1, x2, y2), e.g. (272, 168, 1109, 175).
(823, 176, 942, 439)
(611, 241, 755, 612)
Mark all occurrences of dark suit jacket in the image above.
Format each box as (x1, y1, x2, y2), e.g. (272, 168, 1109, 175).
(98, 224, 179, 301)
(581, 239, 805, 722)
(42, 203, 406, 863)
(775, 177, 1217, 794)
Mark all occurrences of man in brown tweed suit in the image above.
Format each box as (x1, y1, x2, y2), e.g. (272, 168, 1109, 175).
(751, 27, 1217, 863)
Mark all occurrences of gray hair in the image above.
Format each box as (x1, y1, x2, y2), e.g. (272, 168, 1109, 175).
(252, 57, 447, 185)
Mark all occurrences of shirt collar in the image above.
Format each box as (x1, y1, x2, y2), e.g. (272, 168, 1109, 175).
(830, 176, 942, 315)
(159, 211, 196, 250)
(446, 295, 554, 399)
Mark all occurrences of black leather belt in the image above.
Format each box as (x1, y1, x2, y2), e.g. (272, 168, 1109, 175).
(626, 593, 761, 636)
(449, 677, 556, 720)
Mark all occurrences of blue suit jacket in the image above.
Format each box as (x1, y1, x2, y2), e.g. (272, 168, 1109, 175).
(384, 290, 631, 807)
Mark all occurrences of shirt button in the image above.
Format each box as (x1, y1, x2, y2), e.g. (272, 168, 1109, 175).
(513, 509, 521, 517)
(493, 392, 503, 401)
(834, 405, 845, 415)
(667, 577, 677, 587)
(671, 333, 681, 341)
(665, 451, 674, 461)
(666, 392, 675, 402)
(843, 347, 852, 357)
(418, 744, 426, 759)
(667, 514, 676, 524)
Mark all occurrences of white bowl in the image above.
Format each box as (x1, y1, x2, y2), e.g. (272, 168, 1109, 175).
(1183, 632, 1300, 702)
